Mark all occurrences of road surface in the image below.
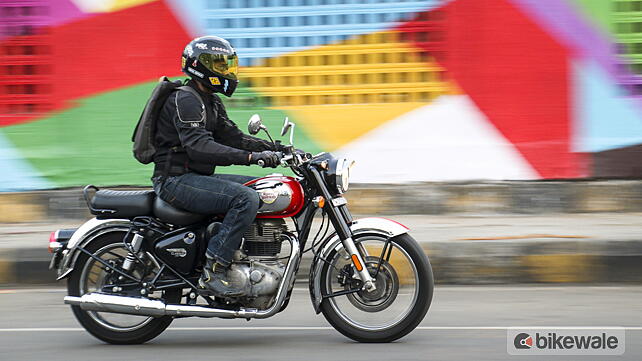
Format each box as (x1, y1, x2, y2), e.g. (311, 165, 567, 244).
(0, 286, 640, 360)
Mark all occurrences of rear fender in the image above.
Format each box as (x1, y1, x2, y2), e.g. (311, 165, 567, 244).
(56, 218, 131, 280)
(308, 217, 409, 313)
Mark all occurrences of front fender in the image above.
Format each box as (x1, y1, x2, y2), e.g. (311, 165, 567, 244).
(308, 217, 409, 313)
(56, 218, 131, 280)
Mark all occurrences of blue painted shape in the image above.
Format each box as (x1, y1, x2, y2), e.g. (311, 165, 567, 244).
(575, 60, 642, 152)
(0, 132, 52, 191)
(165, 0, 206, 37)
(169, 0, 447, 66)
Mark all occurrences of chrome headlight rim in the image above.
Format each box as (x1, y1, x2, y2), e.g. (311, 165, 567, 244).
(334, 157, 354, 194)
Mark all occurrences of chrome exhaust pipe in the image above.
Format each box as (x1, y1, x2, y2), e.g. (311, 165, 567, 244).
(64, 293, 257, 318)
(64, 294, 167, 317)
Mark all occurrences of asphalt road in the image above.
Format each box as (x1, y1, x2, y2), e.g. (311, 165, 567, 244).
(0, 286, 640, 361)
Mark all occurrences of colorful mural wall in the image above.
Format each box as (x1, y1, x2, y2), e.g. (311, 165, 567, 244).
(0, 0, 641, 190)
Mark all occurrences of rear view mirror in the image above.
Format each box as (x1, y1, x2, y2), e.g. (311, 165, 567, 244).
(281, 117, 291, 137)
(280, 117, 295, 145)
(248, 114, 263, 135)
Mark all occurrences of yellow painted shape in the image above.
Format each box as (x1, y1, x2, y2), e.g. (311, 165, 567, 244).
(245, 29, 455, 101)
(108, 0, 157, 12)
(277, 102, 426, 150)
(521, 254, 600, 283)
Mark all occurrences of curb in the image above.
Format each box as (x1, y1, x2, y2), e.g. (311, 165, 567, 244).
(423, 239, 642, 284)
(3, 239, 642, 286)
(345, 180, 642, 215)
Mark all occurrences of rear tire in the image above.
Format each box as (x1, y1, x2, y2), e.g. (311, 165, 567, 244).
(67, 231, 181, 344)
(319, 234, 434, 342)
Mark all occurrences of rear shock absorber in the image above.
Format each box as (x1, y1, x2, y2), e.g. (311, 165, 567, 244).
(121, 233, 144, 272)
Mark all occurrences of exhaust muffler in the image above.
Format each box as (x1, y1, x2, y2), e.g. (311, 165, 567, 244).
(64, 293, 257, 318)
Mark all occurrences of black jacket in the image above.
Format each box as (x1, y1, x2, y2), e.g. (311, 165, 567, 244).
(152, 80, 275, 177)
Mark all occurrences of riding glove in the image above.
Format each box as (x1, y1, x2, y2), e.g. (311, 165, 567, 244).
(250, 151, 280, 168)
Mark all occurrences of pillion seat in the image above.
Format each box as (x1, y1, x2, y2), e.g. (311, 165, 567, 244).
(87, 187, 207, 226)
(90, 189, 155, 218)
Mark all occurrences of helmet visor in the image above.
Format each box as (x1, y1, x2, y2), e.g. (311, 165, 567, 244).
(198, 53, 238, 80)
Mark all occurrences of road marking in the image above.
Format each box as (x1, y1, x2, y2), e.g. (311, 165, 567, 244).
(0, 288, 66, 294)
(2, 285, 639, 295)
(1, 326, 641, 332)
(433, 286, 634, 291)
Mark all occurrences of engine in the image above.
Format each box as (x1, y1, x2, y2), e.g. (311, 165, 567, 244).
(228, 219, 289, 309)
(242, 219, 287, 259)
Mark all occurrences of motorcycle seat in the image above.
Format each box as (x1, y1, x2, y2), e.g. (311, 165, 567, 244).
(152, 197, 207, 226)
(90, 189, 155, 219)
(87, 187, 209, 226)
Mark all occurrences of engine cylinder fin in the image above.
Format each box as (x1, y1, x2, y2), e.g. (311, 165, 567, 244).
(242, 219, 287, 259)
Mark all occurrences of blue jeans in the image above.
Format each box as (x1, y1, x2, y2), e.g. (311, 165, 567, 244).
(152, 173, 259, 266)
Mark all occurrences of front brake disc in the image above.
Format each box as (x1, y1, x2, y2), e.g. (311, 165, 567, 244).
(345, 256, 400, 313)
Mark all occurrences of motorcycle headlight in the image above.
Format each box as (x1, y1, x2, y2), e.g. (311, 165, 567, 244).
(334, 158, 355, 194)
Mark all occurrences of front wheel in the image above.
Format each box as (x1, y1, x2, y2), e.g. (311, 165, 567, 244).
(319, 233, 434, 342)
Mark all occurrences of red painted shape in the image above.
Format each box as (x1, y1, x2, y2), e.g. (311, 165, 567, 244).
(0, 0, 190, 126)
(244, 176, 306, 218)
(50, 0, 190, 106)
(397, 0, 585, 178)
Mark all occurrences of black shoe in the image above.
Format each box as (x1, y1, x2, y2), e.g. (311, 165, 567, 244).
(198, 257, 244, 297)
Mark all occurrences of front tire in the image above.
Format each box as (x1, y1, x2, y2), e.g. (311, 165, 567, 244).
(319, 233, 434, 342)
(67, 231, 180, 344)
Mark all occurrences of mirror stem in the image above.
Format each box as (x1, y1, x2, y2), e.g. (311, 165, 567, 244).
(289, 123, 295, 145)
(263, 129, 276, 145)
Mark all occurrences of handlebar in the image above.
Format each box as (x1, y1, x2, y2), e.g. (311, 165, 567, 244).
(255, 149, 311, 168)
(257, 151, 284, 168)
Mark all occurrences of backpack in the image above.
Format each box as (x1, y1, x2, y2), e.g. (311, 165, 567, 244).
(132, 76, 204, 164)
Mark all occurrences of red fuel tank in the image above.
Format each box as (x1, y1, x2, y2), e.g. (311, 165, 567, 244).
(244, 175, 305, 218)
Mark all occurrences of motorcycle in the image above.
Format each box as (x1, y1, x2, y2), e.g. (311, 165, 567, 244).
(48, 115, 434, 344)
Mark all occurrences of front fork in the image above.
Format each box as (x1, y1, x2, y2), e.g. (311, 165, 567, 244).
(342, 236, 377, 291)
(309, 167, 376, 291)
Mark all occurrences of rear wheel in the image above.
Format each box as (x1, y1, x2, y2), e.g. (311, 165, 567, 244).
(68, 231, 181, 344)
(319, 233, 433, 342)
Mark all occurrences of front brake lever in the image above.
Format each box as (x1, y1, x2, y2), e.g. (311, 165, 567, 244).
(280, 154, 294, 167)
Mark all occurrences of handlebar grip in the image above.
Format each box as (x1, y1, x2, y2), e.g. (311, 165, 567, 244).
(257, 159, 265, 167)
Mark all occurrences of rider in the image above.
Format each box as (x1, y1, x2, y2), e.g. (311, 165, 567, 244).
(151, 36, 282, 297)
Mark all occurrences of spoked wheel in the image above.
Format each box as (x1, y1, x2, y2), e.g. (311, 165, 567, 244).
(319, 234, 433, 343)
(68, 231, 181, 344)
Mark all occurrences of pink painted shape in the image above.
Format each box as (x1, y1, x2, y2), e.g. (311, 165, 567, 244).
(49, 0, 88, 26)
(0, 0, 87, 41)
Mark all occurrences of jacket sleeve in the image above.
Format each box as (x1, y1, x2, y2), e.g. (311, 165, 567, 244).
(172, 91, 250, 166)
(212, 100, 278, 152)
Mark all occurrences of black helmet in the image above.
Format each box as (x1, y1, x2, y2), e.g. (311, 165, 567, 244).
(181, 36, 239, 97)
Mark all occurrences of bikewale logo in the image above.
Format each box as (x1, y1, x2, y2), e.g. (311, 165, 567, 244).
(507, 328, 625, 355)
(514, 333, 532, 349)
